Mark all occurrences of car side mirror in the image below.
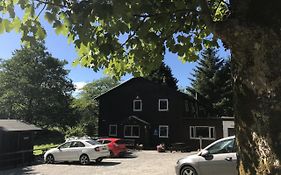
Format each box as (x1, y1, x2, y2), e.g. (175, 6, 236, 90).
(200, 150, 213, 160)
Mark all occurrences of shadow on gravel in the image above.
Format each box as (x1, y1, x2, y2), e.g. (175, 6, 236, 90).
(53, 161, 121, 167)
(110, 153, 138, 159)
(0, 167, 39, 175)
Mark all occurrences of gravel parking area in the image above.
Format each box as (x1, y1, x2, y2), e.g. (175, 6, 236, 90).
(0, 151, 196, 175)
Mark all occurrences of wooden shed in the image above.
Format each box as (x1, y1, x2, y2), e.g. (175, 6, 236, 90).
(0, 119, 41, 169)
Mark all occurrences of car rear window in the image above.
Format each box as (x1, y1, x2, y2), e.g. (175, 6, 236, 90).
(86, 140, 101, 145)
(115, 139, 126, 144)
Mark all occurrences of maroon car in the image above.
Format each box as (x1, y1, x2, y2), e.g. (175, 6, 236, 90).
(97, 138, 128, 157)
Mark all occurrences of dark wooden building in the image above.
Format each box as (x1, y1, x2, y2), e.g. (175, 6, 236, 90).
(96, 77, 223, 150)
(0, 119, 41, 169)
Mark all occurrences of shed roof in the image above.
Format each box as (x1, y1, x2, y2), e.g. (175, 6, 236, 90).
(0, 119, 42, 132)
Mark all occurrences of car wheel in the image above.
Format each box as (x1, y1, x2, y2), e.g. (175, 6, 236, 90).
(79, 154, 90, 165)
(109, 151, 114, 157)
(45, 154, 55, 164)
(180, 166, 197, 175)
(96, 157, 103, 163)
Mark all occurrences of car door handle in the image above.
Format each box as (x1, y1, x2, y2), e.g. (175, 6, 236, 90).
(225, 157, 232, 161)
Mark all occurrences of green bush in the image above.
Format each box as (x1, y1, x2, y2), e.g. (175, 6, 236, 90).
(64, 125, 86, 138)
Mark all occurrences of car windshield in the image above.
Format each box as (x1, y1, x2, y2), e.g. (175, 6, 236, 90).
(86, 140, 101, 145)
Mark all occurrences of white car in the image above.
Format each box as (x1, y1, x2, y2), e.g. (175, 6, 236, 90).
(175, 136, 237, 175)
(44, 139, 110, 165)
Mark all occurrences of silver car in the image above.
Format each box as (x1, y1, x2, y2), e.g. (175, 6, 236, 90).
(175, 136, 237, 175)
(44, 139, 110, 165)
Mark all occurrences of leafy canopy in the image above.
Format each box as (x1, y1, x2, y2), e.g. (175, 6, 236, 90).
(0, 0, 230, 78)
(0, 42, 75, 127)
(71, 77, 120, 136)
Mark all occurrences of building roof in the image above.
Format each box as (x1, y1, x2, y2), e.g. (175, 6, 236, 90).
(95, 77, 195, 101)
(0, 119, 42, 132)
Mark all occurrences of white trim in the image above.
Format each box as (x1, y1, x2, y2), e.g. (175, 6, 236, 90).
(133, 99, 142, 111)
(124, 125, 140, 138)
(159, 125, 169, 138)
(189, 126, 216, 140)
(158, 99, 169, 111)
(109, 124, 117, 136)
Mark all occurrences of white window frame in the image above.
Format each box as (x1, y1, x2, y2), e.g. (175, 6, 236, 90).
(109, 124, 117, 136)
(159, 125, 169, 138)
(133, 99, 142, 111)
(158, 99, 169, 111)
(190, 126, 216, 140)
(124, 125, 140, 138)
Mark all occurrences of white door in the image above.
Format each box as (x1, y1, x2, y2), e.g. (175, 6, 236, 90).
(54, 142, 72, 161)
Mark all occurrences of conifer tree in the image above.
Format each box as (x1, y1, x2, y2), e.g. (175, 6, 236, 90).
(145, 62, 178, 90)
(189, 48, 230, 116)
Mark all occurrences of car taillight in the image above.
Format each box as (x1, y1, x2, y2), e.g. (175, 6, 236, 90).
(95, 147, 100, 152)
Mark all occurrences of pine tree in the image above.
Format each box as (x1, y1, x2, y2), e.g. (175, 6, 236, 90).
(189, 48, 232, 116)
(215, 59, 233, 116)
(145, 62, 178, 90)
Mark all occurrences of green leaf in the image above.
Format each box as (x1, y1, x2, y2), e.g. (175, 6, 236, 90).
(11, 17, 21, 33)
(53, 20, 68, 36)
(44, 12, 56, 24)
(36, 26, 46, 40)
(0, 19, 4, 34)
(72, 58, 80, 67)
(3, 19, 12, 32)
(7, 4, 15, 18)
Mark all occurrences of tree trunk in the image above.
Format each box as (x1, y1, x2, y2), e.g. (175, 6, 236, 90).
(222, 25, 281, 174)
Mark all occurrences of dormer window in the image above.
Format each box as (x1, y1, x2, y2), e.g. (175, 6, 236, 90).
(133, 99, 142, 111)
(158, 99, 169, 111)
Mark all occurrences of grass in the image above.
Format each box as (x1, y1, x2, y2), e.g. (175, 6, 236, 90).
(33, 143, 59, 156)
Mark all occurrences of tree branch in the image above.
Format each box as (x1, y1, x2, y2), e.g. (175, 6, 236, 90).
(121, 18, 146, 48)
(133, 8, 195, 18)
(35, 3, 47, 21)
(34, 0, 70, 9)
(197, 0, 215, 31)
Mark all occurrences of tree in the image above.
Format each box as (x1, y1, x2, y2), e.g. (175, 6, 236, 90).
(1, 1, 281, 174)
(72, 77, 119, 136)
(215, 59, 233, 116)
(189, 48, 233, 116)
(189, 48, 223, 114)
(0, 43, 75, 128)
(145, 62, 178, 89)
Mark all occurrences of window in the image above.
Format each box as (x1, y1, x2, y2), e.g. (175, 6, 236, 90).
(86, 140, 100, 145)
(59, 142, 71, 149)
(133, 99, 142, 111)
(109, 124, 117, 136)
(124, 125, 140, 138)
(101, 140, 111, 144)
(190, 126, 216, 140)
(207, 138, 236, 154)
(70, 141, 85, 148)
(159, 125, 169, 138)
(158, 99, 169, 111)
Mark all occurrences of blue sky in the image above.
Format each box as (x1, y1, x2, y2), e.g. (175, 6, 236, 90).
(0, 16, 230, 92)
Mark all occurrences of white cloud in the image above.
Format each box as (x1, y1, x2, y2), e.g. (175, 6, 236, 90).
(73, 82, 87, 97)
(74, 82, 87, 90)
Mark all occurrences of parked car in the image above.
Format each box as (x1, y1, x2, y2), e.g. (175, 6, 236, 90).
(44, 139, 110, 165)
(97, 138, 128, 157)
(175, 136, 237, 175)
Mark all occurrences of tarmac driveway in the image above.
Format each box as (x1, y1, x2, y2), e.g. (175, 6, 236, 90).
(0, 151, 196, 175)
